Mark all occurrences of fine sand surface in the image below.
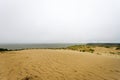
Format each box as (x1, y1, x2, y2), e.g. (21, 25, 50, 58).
(0, 49, 120, 80)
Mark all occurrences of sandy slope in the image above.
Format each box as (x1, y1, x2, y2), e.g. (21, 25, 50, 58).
(0, 49, 120, 80)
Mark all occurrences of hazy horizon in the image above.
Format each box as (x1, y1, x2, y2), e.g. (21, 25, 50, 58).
(0, 0, 120, 43)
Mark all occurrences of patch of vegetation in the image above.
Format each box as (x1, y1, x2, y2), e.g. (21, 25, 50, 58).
(22, 76, 33, 80)
(67, 45, 94, 53)
(67, 43, 120, 54)
(110, 52, 115, 54)
(104, 46, 110, 48)
(116, 47, 120, 50)
(116, 52, 120, 55)
(0, 48, 24, 53)
(96, 53, 101, 55)
(110, 52, 120, 55)
(89, 49, 94, 53)
(87, 43, 120, 47)
(0, 48, 9, 52)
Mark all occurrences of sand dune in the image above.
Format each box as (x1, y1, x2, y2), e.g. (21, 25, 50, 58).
(0, 49, 120, 80)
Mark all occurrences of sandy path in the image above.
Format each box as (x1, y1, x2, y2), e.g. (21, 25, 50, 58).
(0, 49, 120, 80)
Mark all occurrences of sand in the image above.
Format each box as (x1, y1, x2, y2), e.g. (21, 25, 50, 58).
(0, 49, 120, 80)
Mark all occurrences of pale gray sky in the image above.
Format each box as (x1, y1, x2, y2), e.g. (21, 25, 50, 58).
(0, 0, 120, 43)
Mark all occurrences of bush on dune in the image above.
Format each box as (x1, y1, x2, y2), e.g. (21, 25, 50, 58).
(0, 48, 9, 51)
(116, 47, 120, 50)
(0, 48, 24, 53)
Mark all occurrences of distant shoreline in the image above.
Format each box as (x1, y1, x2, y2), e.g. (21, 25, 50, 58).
(0, 43, 120, 56)
(0, 43, 120, 49)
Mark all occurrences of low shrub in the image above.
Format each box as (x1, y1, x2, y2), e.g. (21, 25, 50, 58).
(110, 52, 115, 54)
(0, 48, 9, 51)
(116, 47, 120, 50)
(89, 49, 94, 53)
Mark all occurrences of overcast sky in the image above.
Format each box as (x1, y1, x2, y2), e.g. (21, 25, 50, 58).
(0, 0, 120, 43)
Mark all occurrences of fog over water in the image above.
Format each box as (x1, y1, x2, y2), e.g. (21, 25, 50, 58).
(0, 0, 120, 43)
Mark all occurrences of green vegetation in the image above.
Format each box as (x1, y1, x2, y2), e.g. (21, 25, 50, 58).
(110, 52, 115, 54)
(0, 48, 24, 53)
(67, 43, 120, 55)
(96, 53, 101, 55)
(109, 52, 120, 55)
(104, 46, 110, 48)
(87, 43, 120, 47)
(116, 47, 120, 50)
(117, 52, 120, 55)
(0, 48, 9, 52)
(67, 45, 94, 53)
